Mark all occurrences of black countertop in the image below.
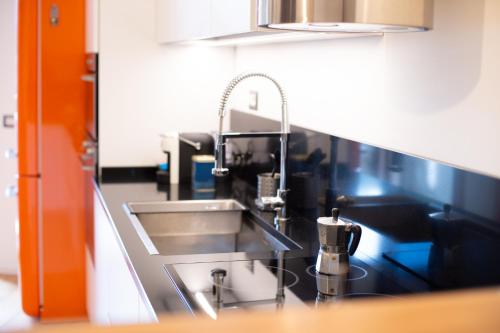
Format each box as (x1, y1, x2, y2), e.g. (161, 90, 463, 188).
(97, 178, 436, 319)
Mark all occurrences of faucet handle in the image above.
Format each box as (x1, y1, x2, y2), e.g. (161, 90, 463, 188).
(212, 167, 229, 177)
(213, 139, 229, 177)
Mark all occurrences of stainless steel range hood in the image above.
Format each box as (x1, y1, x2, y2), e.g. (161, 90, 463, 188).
(258, 0, 434, 33)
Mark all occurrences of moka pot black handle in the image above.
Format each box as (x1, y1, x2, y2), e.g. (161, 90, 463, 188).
(347, 224, 362, 256)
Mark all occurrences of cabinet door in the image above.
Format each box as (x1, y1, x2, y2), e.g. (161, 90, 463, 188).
(92, 190, 141, 325)
(157, 0, 211, 43)
(91, 191, 110, 324)
(106, 224, 140, 325)
(85, 246, 99, 323)
(138, 297, 157, 323)
(211, 0, 252, 37)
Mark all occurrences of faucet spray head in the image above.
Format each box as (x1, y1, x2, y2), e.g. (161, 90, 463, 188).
(212, 139, 229, 177)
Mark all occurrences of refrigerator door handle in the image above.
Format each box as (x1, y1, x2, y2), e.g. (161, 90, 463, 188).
(80, 140, 97, 171)
(80, 74, 95, 82)
(80, 148, 96, 160)
(79, 154, 95, 172)
(82, 140, 96, 148)
(81, 165, 95, 172)
(80, 151, 96, 171)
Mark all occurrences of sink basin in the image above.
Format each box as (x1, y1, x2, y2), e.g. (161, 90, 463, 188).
(125, 200, 296, 256)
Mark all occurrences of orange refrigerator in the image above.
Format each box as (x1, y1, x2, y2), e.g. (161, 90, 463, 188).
(18, 0, 89, 319)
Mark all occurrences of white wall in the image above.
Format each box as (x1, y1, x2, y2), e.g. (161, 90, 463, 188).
(230, 0, 500, 179)
(99, 0, 235, 167)
(0, 0, 19, 274)
(100, 0, 500, 180)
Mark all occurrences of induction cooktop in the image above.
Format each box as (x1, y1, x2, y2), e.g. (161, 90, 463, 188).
(165, 256, 413, 317)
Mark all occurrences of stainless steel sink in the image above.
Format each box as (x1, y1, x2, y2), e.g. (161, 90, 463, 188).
(125, 200, 295, 256)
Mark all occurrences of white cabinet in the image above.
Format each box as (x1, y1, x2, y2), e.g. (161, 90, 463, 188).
(157, 0, 212, 43)
(138, 297, 155, 323)
(210, 0, 252, 37)
(156, 0, 254, 44)
(87, 191, 111, 324)
(105, 218, 140, 325)
(87, 190, 155, 325)
(86, 245, 108, 325)
(156, 0, 377, 45)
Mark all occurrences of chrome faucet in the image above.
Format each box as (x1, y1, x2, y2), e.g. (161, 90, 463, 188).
(212, 73, 290, 227)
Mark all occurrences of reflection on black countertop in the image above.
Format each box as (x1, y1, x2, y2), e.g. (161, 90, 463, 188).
(156, 177, 431, 312)
(97, 111, 500, 317)
(98, 179, 427, 317)
(165, 257, 411, 315)
(120, 177, 423, 313)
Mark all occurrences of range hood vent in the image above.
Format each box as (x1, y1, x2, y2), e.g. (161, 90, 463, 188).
(258, 0, 434, 33)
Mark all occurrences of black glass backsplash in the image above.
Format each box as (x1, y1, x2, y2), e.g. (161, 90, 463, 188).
(229, 110, 500, 290)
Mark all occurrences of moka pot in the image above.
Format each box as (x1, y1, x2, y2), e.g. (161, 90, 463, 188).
(316, 208, 362, 276)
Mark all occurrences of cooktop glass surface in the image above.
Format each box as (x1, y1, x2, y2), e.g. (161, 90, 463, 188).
(165, 256, 413, 316)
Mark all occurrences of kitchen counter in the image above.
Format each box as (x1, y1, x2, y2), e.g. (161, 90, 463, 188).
(96, 182, 185, 317)
(89, 111, 500, 326)
(96, 178, 434, 319)
(97, 180, 314, 318)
